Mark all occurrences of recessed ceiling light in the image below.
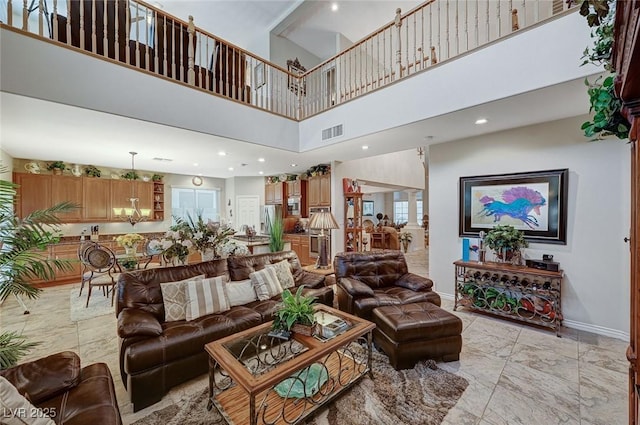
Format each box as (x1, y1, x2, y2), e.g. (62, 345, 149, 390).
(290, 163, 297, 167)
(259, 171, 264, 175)
(362, 145, 369, 150)
(228, 167, 234, 171)
(331, 3, 338, 12)
(218, 151, 226, 156)
(258, 158, 265, 162)
(475, 118, 488, 125)
(193, 162, 198, 166)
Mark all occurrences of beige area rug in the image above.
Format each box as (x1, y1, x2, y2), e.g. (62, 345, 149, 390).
(69, 287, 115, 322)
(132, 347, 468, 425)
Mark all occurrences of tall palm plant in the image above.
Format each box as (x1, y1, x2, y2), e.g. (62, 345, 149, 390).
(0, 171, 76, 368)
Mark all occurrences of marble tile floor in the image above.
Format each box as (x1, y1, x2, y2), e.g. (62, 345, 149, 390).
(0, 249, 629, 424)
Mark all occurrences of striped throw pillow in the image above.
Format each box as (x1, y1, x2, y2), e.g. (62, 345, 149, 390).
(250, 267, 284, 301)
(185, 276, 230, 321)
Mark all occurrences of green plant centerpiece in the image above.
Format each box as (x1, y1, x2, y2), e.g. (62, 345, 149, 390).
(0, 169, 77, 368)
(152, 173, 163, 182)
(119, 257, 138, 271)
(84, 165, 101, 177)
(483, 225, 528, 264)
(273, 287, 317, 336)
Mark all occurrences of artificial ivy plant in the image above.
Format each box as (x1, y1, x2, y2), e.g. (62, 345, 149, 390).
(573, 0, 630, 140)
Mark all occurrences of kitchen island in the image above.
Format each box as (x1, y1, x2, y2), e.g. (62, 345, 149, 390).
(231, 235, 291, 255)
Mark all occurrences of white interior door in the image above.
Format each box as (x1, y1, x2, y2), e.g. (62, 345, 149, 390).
(235, 196, 260, 232)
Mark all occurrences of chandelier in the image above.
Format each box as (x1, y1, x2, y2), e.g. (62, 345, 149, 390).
(113, 152, 150, 226)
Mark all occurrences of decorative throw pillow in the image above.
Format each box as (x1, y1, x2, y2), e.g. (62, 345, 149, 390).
(267, 260, 296, 289)
(225, 279, 258, 307)
(0, 376, 56, 425)
(250, 267, 284, 301)
(185, 276, 231, 321)
(160, 274, 206, 322)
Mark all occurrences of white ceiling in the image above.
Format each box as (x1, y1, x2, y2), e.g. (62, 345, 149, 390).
(0, 76, 590, 180)
(159, 0, 423, 61)
(0, 1, 593, 180)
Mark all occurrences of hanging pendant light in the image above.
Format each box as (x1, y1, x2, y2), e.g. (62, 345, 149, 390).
(112, 152, 151, 226)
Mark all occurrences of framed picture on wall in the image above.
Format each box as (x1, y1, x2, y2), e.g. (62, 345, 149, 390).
(459, 169, 569, 244)
(254, 63, 265, 89)
(363, 200, 374, 216)
(287, 58, 306, 96)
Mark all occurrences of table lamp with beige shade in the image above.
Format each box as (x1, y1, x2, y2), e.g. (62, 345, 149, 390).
(309, 210, 339, 269)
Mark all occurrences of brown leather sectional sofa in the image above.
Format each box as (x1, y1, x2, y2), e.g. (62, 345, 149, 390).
(116, 251, 333, 411)
(0, 351, 122, 424)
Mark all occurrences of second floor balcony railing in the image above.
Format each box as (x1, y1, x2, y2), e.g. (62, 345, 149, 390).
(1, 0, 576, 121)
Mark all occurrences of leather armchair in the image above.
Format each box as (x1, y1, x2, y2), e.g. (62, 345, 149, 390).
(0, 351, 122, 425)
(334, 250, 440, 320)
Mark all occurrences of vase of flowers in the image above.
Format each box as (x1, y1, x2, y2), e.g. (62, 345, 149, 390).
(158, 227, 193, 265)
(175, 212, 236, 261)
(399, 231, 413, 253)
(116, 233, 145, 255)
(220, 240, 250, 257)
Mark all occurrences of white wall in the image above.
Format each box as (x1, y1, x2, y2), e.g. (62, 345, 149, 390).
(269, 34, 322, 71)
(299, 11, 599, 151)
(429, 116, 630, 339)
(1, 149, 13, 180)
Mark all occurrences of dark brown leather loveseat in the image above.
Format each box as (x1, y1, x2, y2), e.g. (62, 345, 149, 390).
(116, 250, 332, 411)
(0, 351, 122, 424)
(334, 250, 441, 320)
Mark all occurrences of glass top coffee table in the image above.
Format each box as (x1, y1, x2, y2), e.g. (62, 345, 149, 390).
(204, 304, 375, 425)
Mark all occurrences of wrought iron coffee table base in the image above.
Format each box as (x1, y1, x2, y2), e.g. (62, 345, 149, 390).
(207, 335, 373, 425)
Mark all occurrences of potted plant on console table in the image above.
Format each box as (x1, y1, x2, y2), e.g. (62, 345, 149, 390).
(483, 224, 528, 265)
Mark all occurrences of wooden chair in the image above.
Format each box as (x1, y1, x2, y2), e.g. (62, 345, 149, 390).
(80, 242, 118, 308)
(77, 240, 95, 296)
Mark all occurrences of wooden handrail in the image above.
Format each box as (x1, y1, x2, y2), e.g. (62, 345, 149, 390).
(3, 0, 577, 121)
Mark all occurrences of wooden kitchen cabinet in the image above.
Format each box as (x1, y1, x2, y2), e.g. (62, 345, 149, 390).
(14, 173, 51, 218)
(319, 174, 331, 205)
(284, 234, 311, 266)
(308, 174, 331, 208)
(153, 182, 165, 221)
(136, 181, 154, 214)
(83, 177, 111, 221)
(14, 173, 161, 223)
(110, 179, 153, 220)
(287, 180, 301, 196)
(51, 175, 83, 222)
(265, 182, 284, 205)
(51, 243, 82, 282)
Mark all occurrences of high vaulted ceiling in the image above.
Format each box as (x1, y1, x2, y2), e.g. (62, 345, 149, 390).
(159, 0, 422, 60)
(0, 2, 595, 180)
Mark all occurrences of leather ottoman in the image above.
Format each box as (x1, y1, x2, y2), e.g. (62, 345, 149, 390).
(372, 302, 462, 370)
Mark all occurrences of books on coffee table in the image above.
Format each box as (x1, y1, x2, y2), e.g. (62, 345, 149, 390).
(314, 311, 350, 341)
